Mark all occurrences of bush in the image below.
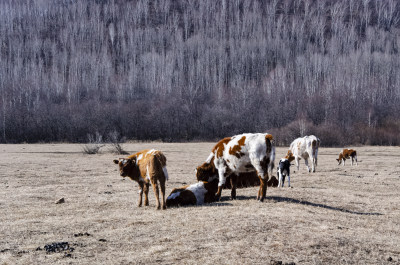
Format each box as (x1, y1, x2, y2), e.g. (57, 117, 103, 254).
(82, 132, 104, 154)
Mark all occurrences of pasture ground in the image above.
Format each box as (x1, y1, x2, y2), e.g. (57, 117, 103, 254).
(0, 143, 400, 264)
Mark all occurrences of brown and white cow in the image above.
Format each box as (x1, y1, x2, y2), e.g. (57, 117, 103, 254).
(337, 149, 358, 166)
(167, 175, 280, 207)
(288, 135, 320, 173)
(196, 133, 275, 202)
(113, 149, 168, 210)
(166, 179, 218, 207)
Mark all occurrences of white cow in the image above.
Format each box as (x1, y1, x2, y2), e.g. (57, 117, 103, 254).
(288, 135, 320, 173)
(196, 133, 275, 202)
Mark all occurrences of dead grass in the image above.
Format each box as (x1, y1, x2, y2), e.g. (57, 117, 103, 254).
(0, 143, 400, 264)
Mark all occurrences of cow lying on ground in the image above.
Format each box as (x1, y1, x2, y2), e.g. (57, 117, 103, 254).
(288, 135, 320, 173)
(196, 133, 275, 202)
(167, 175, 280, 207)
(166, 178, 219, 207)
(113, 149, 168, 210)
(277, 152, 295, 187)
(337, 149, 358, 166)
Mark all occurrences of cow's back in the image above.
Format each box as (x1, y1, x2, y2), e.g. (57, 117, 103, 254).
(221, 133, 274, 173)
(290, 137, 303, 156)
(134, 149, 167, 179)
(290, 135, 319, 157)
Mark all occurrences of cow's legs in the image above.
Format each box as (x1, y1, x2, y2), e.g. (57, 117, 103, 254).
(151, 180, 161, 210)
(304, 158, 311, 172)
(355, 155, 358, 166)
(138, 182, 144, 207)
(160, 179, 166, 210)
(216, 168, 227, 201)
(257, 172, 268, 202)
(278, 169, 284, 187)
(252, 159, 269, 201)
(230, 174, 237, 200)
(343, 159, 346, 166)
(295, 157, 300, 171)
(143, 183, 150, 206)
(311, 156, 316, 172)
(287, 168, 291, 187)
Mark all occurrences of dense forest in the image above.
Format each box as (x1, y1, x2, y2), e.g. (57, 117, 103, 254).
(1, 0, 399, 145)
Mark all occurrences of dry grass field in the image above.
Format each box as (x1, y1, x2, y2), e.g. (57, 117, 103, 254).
(1, 143, 400, 264)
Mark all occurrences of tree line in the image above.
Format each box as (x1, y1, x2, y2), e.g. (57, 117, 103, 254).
(0, 0, 399, 146)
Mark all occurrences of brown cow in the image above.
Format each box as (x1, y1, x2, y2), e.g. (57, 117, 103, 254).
(113, 149, 168, 210)
(336, 149, 358, 166)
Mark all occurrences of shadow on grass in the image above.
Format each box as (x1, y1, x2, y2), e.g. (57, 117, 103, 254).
(232, 195, 382, 215)
(267, 196, 383, 216)
(168, 195, 382, 215)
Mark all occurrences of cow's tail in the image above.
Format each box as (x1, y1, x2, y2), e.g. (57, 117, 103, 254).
(269, 145, 276, 176)
(156, 152, 169, 181)
(265, 134, 275, 175)
(162, 166, 169, 181)
(312, 138, 320, 165)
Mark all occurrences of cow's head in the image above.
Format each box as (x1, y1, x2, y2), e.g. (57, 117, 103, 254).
(113, 158, 136, 177)
(336, 158, 342, 165)
(285, 151, 295, 162)
(195, 160, 217, 182)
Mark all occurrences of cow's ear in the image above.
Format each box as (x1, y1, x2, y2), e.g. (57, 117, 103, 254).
(128, 158, 136, 164)
(113, 159, 119, 164)
(336, 159, 339, 161)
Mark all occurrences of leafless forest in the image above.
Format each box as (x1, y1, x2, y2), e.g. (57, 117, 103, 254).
(1, 0, 399, 145)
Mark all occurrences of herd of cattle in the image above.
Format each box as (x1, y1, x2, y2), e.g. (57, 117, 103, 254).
(113, 133, 358, 210)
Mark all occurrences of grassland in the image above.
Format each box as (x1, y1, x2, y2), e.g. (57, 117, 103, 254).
(1, 143, 399, 264)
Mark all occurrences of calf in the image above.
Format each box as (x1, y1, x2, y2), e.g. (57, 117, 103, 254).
(337, 149, 358, 166)
(166, 178, 218, 207)
(113, 149, 168, 210)
(277, 152, 295, 187)
(196, 133, 275, 202)
(289, 135, 320, 173)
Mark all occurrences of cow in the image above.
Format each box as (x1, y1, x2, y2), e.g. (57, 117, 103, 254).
(166, 178, 219, 207)
(337, 149, 358, 166)
(196, 133, 275, 202)
(225, 172, 260, 189)
(288, 135, 320, 173)
(167, 174, 281, 208)
(277, 152, 295, 187)
(113, 149, 168, 210)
